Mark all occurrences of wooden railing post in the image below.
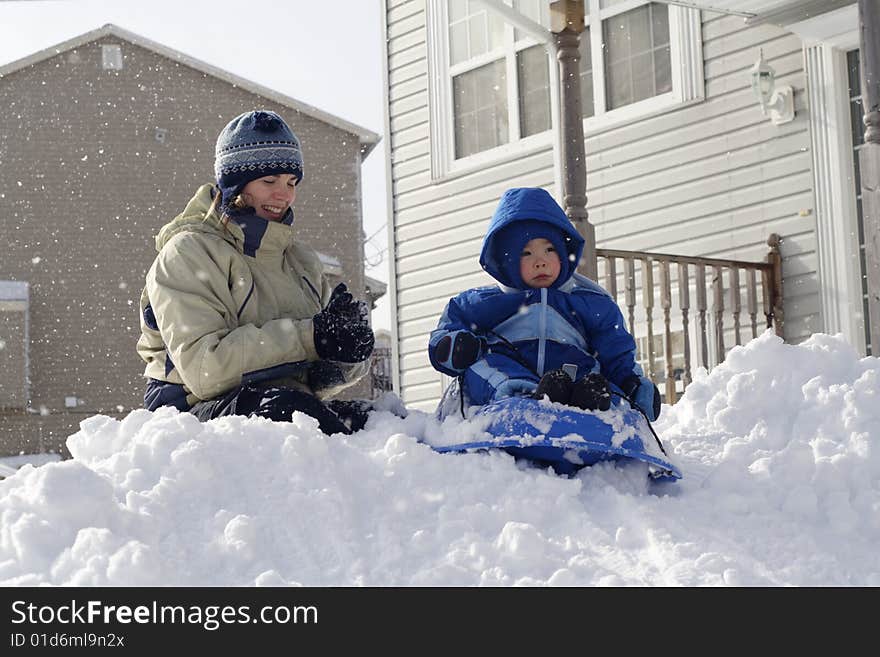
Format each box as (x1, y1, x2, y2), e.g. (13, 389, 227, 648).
(642, 258, 656, 380)
(659, 260, 676, 403)
(730, 267, 742, 346)
(604, 255, 618, 298)
(766, 233, 784, 337)
(746, 268, 759, 339)
(624, 257, 636, 335)
(678, 262, 692, 388)
(712, 266, 725, 363)
(695, 262, 709, 370)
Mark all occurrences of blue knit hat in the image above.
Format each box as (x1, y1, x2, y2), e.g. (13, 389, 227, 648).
(214, 110, 303, 208)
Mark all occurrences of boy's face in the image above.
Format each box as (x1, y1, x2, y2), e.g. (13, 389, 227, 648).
(520, 237, 562, 288)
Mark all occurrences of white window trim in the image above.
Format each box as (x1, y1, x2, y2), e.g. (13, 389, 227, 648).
(0, 281, 30, 410)
(427, 0, 704, 181)
(801, 12, 866, 353)
(428, 0, 555, 178)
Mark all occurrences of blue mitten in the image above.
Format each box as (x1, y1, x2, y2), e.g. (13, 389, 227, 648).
(622, 374, 661, 421)
(493, 378, 538, 401)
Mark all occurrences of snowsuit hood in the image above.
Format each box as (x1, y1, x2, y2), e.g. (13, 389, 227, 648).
(479, 187, 585, 290)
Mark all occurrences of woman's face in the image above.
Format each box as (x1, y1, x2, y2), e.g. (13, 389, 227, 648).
(240, 174, 298, 221)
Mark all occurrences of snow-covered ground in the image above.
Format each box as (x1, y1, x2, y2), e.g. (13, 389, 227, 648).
(0, 331, 877, 586)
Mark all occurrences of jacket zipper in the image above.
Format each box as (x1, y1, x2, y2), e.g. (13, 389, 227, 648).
(236, 281, 255, 319)
(537, 288, 547, 376)
(302, 276, 322, 306)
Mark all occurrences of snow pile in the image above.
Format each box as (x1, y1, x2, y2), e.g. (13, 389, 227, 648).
(1, 332, 878, 586)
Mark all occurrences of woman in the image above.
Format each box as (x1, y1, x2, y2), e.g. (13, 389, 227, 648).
(137, 110, 374, 434)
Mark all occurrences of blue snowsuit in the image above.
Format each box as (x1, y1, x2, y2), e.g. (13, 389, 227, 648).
(428, 187, 640, 409)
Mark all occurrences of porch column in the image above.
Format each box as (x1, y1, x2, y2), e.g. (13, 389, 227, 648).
(859, 0, 880, 353)
(550, 0, 597, 280)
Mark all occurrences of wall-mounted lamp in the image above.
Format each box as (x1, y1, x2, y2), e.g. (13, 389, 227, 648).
(749, 50, 794, 125)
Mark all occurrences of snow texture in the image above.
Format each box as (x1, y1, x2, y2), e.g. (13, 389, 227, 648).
(1, 331, 878, 586)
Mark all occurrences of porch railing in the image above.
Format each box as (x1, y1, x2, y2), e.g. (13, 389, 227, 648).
(370, 345, 394, 398)
(595, 234, 784, 404)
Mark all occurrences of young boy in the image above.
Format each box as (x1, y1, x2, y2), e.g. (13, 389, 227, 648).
(428, 187, 660, 421)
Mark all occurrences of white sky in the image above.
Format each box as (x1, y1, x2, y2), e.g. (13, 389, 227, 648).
(0, 0, 393, 330)
(2, 331, 878, 585)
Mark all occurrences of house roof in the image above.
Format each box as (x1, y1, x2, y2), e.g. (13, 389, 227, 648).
(0, 23, 380, 158)
(365, 275, 388, 299)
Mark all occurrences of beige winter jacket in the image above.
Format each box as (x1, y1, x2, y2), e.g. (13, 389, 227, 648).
(137, 184, 368, 408)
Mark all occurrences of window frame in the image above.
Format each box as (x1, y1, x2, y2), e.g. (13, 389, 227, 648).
(0, 281, 30, 410)
(429, 0, 555, 176)
(804, 30, 871, 355)
(426, 0, 704, 180)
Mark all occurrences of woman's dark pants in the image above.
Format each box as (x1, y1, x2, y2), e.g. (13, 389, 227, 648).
(188, 383, 354, 435)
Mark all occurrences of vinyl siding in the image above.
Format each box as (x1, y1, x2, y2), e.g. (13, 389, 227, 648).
(385, 1, 819, 411)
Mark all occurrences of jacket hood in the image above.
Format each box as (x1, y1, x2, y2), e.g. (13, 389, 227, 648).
(155, 184, 238, 251)
(479, 187, 585, 289)
(154, 184, 295, 256)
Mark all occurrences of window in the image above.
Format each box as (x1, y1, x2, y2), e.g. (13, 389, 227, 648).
(0, 282, 29, 410)
(437, 0, 553, 163)
(427, 0, 703, 177)
(518, 44, 552, 137)
(602, 3, 671, 109)
(453, 59, 509, 158)
(101, 44, 123, 70)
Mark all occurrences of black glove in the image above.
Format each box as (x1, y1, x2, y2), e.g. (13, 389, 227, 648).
(621, 374, 661, 421)
(532, 368, 574, 405)
(434, 330, 486, 371)
(325, 283, 368, 324)
(327, 399, 373, 433)
(313, 288, 375, 363)
(569, 373, 612, 411)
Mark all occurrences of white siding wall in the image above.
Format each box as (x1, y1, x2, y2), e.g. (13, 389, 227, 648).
(384, 0, 819, 411)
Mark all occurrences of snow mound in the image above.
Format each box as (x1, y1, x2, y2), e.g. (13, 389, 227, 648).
(1, 332, 878, 586)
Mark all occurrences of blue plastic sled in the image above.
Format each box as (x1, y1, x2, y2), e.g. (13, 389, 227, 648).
(430, 396, 682, 481)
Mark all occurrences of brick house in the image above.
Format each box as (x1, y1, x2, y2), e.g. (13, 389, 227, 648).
(0, 24, 381, 457)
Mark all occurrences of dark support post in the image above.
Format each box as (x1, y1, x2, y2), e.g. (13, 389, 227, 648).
(550, 0, 597, 280)
(766, 234, 785, 338)
(858, 0, 880, 354)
